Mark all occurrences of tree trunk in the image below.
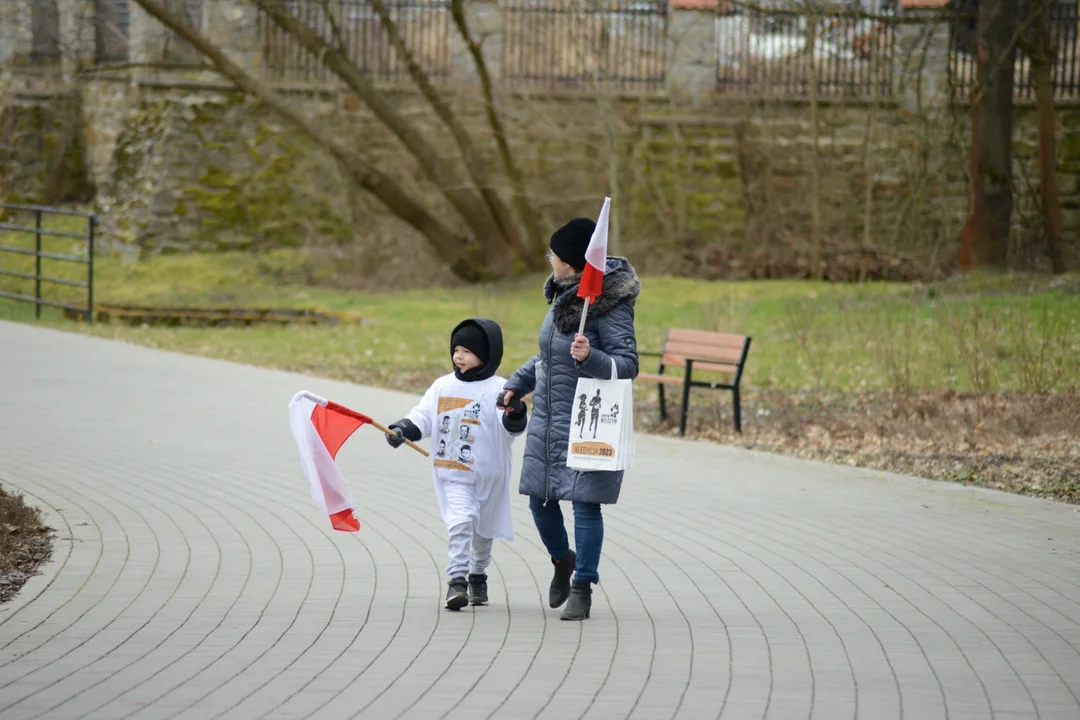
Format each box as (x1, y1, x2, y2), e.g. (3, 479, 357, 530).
(959, 0, 1017, 271)
(94, 0, 129, 64)
(364, 0, 541, 271)
(806, 15, 824, 280)
(257, 0, 513, 276)
(449, 0, 545, 259)
(130, 0, 485, 283)
(161, 0, 202, 66)
(1027, 6, 1067, 273)
(31, 0, 61, 64)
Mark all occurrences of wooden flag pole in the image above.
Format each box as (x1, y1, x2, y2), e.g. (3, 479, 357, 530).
(370, 421, 430, 457)
(577, 296, 592, 337)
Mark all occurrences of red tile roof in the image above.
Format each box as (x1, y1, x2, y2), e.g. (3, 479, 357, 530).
(672, 0, 950, 8)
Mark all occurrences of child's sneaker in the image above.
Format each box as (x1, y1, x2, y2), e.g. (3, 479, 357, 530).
(467, 574, 488, 606)
(445, 577, 468, 610)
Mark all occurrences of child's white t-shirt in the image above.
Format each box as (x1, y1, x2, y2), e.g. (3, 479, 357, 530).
(405, 372, 520, 541)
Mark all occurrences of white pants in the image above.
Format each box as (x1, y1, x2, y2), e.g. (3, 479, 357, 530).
(443, 480, 493, 579)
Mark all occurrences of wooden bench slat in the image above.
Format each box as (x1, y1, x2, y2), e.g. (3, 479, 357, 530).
(661, 341, 744, 364)
(635, 372, 685, 385)
(661, 355, 737, 375)
(640, 328, 751, 436)
(666, 329, 748, 349)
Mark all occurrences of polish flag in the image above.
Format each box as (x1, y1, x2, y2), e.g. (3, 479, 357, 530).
(577, 197, 610, 304)
(288, 391, 371, 532)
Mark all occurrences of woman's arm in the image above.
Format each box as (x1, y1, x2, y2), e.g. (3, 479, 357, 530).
(577, 301, 639, 381)
(503, 353, 540, 396)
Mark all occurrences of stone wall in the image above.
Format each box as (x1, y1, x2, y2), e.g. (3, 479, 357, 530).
(6, 70, 1080, 279)
(2, 1, 1079, 280)
(0, 81, 93, 204)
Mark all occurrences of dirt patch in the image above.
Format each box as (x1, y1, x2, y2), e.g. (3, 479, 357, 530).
(0, 485, 54, 604)
(635, 389, 1080, 504)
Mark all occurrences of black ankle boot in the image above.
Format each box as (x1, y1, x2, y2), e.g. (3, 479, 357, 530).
(560, 579, 592, 621)
(549, 550, 576, 608)
(445, 576, 468, 611)
(467, 573, 488, 606)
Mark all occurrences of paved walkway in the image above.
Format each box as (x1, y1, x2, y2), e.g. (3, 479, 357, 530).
(1, 321, 1079, 720)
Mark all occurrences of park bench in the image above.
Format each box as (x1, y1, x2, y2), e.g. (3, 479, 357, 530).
(636, 329, 752, 436)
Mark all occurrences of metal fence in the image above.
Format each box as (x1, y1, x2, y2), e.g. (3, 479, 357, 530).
(258, 0, 452, 83)
(502, 0, 669, 91)
(716, 3, 896, 99)
(0, 204, 96, 323)
(950, 1, 1080, 101)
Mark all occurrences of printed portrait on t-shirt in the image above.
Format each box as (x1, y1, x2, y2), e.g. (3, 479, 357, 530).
(458, 444, 474, 464)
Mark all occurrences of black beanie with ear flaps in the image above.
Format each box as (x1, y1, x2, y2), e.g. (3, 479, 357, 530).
(449, 318, 504, 382)
(451, 322, 490, 365)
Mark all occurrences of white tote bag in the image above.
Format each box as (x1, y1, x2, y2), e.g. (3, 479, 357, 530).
(566, 358, 635, 472)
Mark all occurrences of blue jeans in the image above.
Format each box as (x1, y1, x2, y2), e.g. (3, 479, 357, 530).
(529, 496, 603, 584)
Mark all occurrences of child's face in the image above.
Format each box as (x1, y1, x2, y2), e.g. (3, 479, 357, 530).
(453, 346, 482, 373)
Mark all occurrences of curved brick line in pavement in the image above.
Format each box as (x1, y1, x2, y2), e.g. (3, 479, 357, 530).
(2, 320, 1080, 720)
(2, 460, 177, 706)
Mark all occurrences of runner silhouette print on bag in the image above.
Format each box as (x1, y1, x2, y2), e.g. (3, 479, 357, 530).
(588, 389, 603, 439)
(576, 393, 588, 438)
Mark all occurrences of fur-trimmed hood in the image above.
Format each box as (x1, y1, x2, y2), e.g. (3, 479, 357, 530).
(543, 256, 641, 334)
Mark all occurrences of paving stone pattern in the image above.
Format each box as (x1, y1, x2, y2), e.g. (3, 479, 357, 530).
(1, 320, 1079, 719)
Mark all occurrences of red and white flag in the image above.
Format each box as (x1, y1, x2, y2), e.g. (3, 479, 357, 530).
(577, 197, 610, 305)
(288, 390, 371, 532)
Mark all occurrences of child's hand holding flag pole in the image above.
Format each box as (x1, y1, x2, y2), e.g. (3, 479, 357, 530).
(289, 390, 428, 532)
(576, 197, 611, 337)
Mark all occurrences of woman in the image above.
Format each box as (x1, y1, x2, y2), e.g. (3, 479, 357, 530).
(498, 217, 640, 621)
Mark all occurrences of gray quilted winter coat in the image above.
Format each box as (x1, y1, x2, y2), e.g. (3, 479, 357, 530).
(504, 257, 640, 505)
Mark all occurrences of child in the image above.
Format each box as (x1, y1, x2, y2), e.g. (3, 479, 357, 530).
(386, 318, 528, 610)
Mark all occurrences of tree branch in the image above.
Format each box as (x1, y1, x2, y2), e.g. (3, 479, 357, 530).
(366, 0, 541, 269)
(449, 0, 545, 258)
(129, 0, 482, 282)
(255, 0, 513, 275)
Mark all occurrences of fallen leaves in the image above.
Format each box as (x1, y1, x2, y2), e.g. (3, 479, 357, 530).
(0, 486, 54, 604)
(635, 389, 1080, 505)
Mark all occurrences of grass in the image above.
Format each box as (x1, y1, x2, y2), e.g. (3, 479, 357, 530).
(2, 230, 1080, 396)
(2, 227, 1078, 503)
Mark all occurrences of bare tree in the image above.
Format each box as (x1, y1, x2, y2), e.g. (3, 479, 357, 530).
(160, 0, 202, 65)
(362, 0, 542, 268)
(804, 8, 824, 280)
(1019, 0, 1067, 273)
(131, 0, 550, 280)
(94, 0, 129, 64)
(958, 0, 1017, 271)
(449, 0, 544, 256)
(31, 0, 62, 64)
(131, 0, 492, 281)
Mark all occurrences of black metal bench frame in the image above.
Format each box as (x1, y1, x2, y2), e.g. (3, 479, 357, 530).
(638, 335, 752, 436)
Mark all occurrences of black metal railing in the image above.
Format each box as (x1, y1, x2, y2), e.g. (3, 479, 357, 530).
(950, 0, 1080, 101)
(502, 0, 669, 91)
(0, 204, 96, 323)
(258, 0, 452, 83)
(716, 2, 896, 99)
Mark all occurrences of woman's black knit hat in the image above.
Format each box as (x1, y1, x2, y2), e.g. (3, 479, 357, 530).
(549, 217, 596, 271)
